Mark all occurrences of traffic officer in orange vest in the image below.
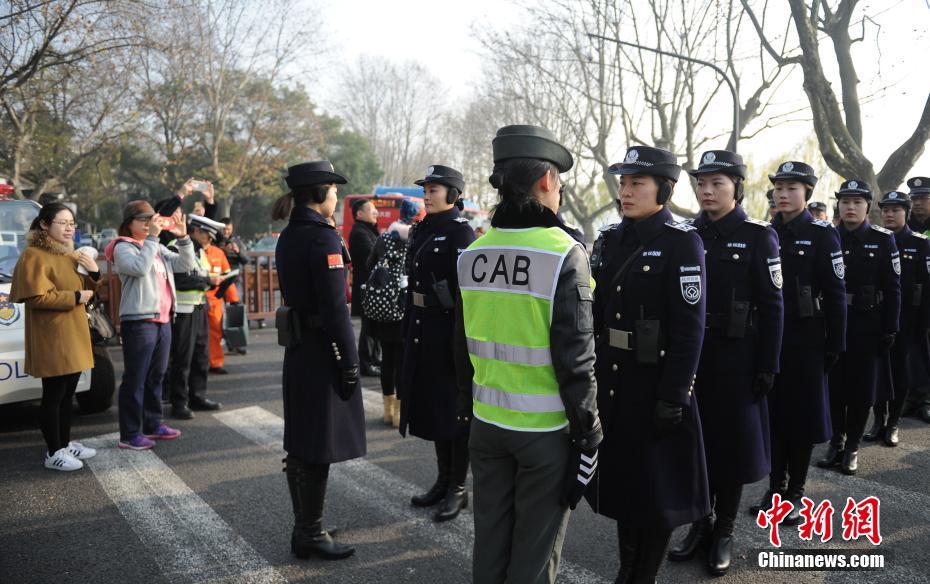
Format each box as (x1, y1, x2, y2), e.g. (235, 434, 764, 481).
(198, 216, 239, 374)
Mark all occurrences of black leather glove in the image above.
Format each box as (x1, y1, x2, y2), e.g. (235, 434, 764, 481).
(878, 333, 896, 352)
(337, 366, 359, 401)
(654, 400, 683, 438)
(753, 372, 775, 399)
(824, 351, 840, 372)
(559, 444, 598, 510)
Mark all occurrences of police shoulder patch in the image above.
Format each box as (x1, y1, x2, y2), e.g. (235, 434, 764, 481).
(744, 218, 770, 228)
(913, 232, 929, 240)
(812, 219, 833, 228)
(665, 220, 696, 232)
(598, 222, 620, 234)
(871, 224, 892, 235)
(455, 217, 469, 223)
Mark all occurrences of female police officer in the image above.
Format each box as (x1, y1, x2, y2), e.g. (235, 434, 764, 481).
(667, 151, 783, 576)
(587, 145, 710, 584)
(817, 181, 900, 475)
(401, 165, 476, 522)
(272, 161, 364, 560)
(755, 162, 846, 523)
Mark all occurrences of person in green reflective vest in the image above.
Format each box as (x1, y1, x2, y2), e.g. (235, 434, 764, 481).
(453, 125, 602, 584)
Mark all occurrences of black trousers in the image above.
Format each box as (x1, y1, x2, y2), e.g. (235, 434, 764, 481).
(40, 372, 81, 455)
(769, 437, 814, 497)
(165, 305, 209, 407)
(379, 340, 403, 396)
(358, 316, 381, 370)
(829, 400, 871, 452)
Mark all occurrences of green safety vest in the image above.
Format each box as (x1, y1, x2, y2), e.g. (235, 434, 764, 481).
(456, 226, 582, 432)
(174, 244, 211, 306)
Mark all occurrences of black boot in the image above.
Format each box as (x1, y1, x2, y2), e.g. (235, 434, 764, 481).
(707, 485, 741, 576)
(667, 517, 712, 561)
(630, 528, 672, 584)
(285, 456, 354, 560)
(883, 426, 899, 447)
(863, 407, 885, 442)
(615, 525, 638, 584)
(435, 436, 469, 522)
(412, 440, 450, 507)
(841, 448, 859, 475)
(816, 441, 845, 468)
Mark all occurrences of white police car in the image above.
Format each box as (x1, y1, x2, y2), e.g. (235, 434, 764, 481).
(0, 199, 115, 413)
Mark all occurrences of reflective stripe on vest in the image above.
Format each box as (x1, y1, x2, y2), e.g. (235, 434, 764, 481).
(457, 226, 580, 432)
(175, 247, 211, 305)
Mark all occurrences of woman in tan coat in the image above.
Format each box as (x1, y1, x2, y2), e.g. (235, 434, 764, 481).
(10, 203, 100, 471)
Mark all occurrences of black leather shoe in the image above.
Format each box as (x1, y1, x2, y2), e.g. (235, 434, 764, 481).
(783, 495, 803, 526)
(884, 426, 899, 447)
(668, 518, 712, 561)
(171, 405, 195, 420)
(361, 365, 381, 377)
(707, 533, 733, 576)
(919, 405, 930, 424)
(863, 420, 885, 442)
(842, 449, 859, 475)
(748, 489, 782, 515)
(434, 486, 467, 522)
(411, 483, 447, 507)
(190, 398, 222, 411)
(209, 367, 228, 375)
(816, 444, 845, 468)
(292, 530, 355, 560)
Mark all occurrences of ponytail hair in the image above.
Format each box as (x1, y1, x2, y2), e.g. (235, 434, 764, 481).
(271, 184, 333, 221)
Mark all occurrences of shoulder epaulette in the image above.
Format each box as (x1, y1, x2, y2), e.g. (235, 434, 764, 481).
(913, 232, 928, 240)
(598, 222, 620, 233)
(665, 220, 696, 232)
(455, 217, 469, 223)
(744, 218, 770, 228)
(812, 219, 833, 228)
(871, 224, 892, 235)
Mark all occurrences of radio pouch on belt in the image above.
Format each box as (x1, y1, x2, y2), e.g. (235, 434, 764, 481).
(275, 306, 302, 349)
(797, 283, 814, 318)
(432, 279, 455, 310)
(727, 300, 750, 338)
(913, 284, 923, 307)
(635, 319, 661, 364)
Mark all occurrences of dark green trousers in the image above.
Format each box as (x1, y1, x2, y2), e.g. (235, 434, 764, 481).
(470, 418, 570, 584)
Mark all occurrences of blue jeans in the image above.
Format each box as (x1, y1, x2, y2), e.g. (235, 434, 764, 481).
(118, 320, 171, 440)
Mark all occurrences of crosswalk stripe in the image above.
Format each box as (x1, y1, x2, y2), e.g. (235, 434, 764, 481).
(214, 403, 611, 584)
(82, 433, 286, 584)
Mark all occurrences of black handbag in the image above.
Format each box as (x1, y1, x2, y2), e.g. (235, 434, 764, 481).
(86, 299, 116, 342)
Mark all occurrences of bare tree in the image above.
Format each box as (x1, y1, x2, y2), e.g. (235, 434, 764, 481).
(741, 0, 930, 191)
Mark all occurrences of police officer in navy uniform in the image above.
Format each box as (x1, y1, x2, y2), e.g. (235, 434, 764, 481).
(904, 176, 930, 423)
(401, 165, 477, 521)
(817, 180, 901, 475)
(273, 161, 364, 560)
(666, 150, 783, 576)
(754, 161, 846, 523)
(808, 201, 828, 221)
(866, 191, 930, 446)
(587, 145, 710, 584)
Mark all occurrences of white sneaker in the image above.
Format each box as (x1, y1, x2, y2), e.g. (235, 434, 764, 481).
(66, 441, 97, 460)
(44, 448, 83, 471)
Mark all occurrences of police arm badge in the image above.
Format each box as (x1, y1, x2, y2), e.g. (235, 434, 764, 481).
(679, 270, 702, 305)
(892, 252, 901, 276)
(831, 253, 845, 279)
(767, 257, 783, 289)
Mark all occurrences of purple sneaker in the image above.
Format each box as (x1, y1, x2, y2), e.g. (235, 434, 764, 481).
(144, 424, 181, 440)
(119, 435, 156, 450)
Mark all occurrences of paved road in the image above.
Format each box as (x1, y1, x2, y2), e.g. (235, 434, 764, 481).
(1, 323, 928, 583)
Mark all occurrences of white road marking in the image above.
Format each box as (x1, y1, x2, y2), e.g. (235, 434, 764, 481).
(214, 403, 610, 584)
(83, 433, 286, 584)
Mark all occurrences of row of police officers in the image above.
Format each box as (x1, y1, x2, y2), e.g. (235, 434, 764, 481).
(271, 126, 930, 583)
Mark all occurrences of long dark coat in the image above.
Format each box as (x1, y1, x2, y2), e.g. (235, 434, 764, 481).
(276, 206, 366, 464)
(349, 219, 379, 317)
(890, 227, 930, 397)
(830, 221, 900, 408)
(770, 210, 847, 444)
(399, 208, 476, 441)
(692, 206, 783, 487)
(585, 207, 710, 529)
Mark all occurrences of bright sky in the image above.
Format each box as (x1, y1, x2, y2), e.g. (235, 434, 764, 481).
(311, 0, 930, 198)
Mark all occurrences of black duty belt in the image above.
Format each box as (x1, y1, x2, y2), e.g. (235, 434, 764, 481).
(412, 291, 441, 308)
(846, 291, 884, 309)
(608, 328, 635, 350)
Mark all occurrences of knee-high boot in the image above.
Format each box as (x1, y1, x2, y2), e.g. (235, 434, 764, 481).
(285, 455, 354, 560)
(630, 528, 673, 584)
(412, 440, 451, 506)
(435, 434, 469, 522)
(707, 484, 742, 576)
(784, 441, 813, 526)
(615, 524, 639, 584)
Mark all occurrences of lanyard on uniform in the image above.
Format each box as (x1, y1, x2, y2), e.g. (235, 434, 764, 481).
(410, 233, 438, 270)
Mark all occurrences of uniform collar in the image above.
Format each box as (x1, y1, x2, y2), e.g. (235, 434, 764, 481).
(772, 208, 812, 236)
(621, 206, 672, 244)
(694, 205, 746, 237)
(838, 220, 870, 241)
(290, 206, 333, 229)
(895, 225, 912, 241)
